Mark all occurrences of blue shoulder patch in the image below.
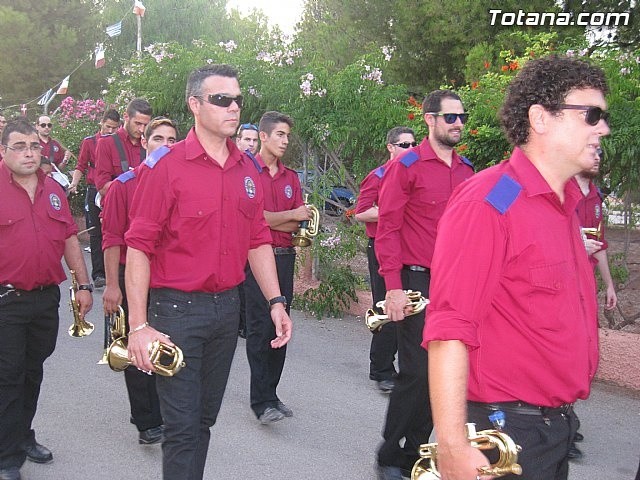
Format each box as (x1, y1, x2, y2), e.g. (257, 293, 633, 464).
(399, 151, 419, 167)
(485, 174, 522, 214)
(245, 151, 263, 172)
(374, 166, 385, 178)
(116, 170, 136, 183)
(143, 145, 170, 169)
(460, 155, 475, 171)
(82, 134, 94, 141)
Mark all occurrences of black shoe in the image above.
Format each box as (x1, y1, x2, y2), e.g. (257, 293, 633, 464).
(375, 464, 403, 480)
(276, 401, 293, 417)
(567, 443, 583, 460)
(93, 276, 106, 288)
(23, 441, 53, 464)
(258, 407, 285, 425)
(139, 426, 163, 445)
(377, 379, 395, 393)
(0, 467, 21, 480)
(573, 431, 584, 442)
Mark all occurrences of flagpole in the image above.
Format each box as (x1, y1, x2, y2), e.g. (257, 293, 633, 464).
(136, 13, 142, 57)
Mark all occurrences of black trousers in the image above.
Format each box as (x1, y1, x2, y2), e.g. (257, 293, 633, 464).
(0, 285, 59, 469)
(367, 238, 397, 381)
(244, 252, 295, 417)
(150, 287, 240, 480)
(85, 184, 104, 280)
(378, 268, 432, 469)
(117, 265, 162, 432)
(467, 402, 578, 480)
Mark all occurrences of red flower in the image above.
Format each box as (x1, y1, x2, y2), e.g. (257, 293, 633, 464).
(470, 129, 478, 135)
(345, 208, 355, 219)
(457, 144, 468, 152)
(408, 112, 415, 120)
(471, 81, 479, 90)
(501, 65, 509, 72)
(509, 61, 519, 71)
(529, 51, 535, 57)
(484, 61, 490, 69)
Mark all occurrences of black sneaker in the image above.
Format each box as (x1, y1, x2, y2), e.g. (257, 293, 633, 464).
(377, 379, 395, 393)
(276, 401, 293, 417)
(139, 426, 163, 445)
(23, 441, 53, 464)
(258, 407, 285, 425)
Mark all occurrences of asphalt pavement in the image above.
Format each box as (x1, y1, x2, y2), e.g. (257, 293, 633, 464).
(19, 259, 640, 480)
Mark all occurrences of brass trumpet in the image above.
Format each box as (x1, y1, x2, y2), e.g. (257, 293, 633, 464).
(581, 222, 602, 241)
(411, 423, 522, 480)
(68, 270, 94, 337)
(104, 306, 186, 377)
(292, 193, 320, 247)
(365, 290, 429, 332)
(98, 306, 126, 365)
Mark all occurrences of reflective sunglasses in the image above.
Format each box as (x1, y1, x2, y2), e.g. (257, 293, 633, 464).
(392, 141, 417, 149)
(558, 104, 609, 126)
(426, 112, 469, 124)
(39, 122, 53, 128)
(237, 123, 258, 135)
(195, 94, 243, 109)
(2, 142, 43, 153)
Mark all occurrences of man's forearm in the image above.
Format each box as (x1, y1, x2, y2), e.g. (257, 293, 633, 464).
(247, 244, 282, 301)
(64, 235, 90, 284)
(593, 249, 614, 289)
(354, 206, 378, 223)
(104, 246, 121, 287)
(125, 247, 151, 329)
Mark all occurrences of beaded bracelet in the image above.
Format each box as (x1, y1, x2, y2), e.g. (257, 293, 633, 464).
(128, 322, 149, 335)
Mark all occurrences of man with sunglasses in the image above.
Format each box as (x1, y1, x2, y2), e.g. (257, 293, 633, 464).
(0, 119, 93, 480)
(94, 98, 152, 198)
(36, 115, 70, 168)
(375, 91, 474, 479)
(124, 65, 292, 480)
(425, 55, 609, 480)
(68, 109, 121, 289)
(101, 117, 177, 447)
(236, 122, 259, 155)
(355, 126, 416, 395)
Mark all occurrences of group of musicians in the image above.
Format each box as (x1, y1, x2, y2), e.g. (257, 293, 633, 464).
(0, 55, 635, 480)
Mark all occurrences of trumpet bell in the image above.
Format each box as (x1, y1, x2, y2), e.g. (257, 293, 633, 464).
(365, 290, 429, 332)
(68, 319, 95, 337)
(107, 338, 186, 377)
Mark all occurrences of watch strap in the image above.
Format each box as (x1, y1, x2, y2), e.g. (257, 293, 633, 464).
(268, 295, 287, 307)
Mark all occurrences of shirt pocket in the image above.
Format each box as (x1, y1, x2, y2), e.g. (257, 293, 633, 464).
(528, 261, 569, 331)
(416, 190, 450, 222)
(177, 199, 219, 243)
(46, 206, 69, 251)
(0, 212, 25, 250)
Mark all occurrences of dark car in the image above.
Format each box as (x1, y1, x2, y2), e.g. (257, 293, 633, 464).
(296, 170, 356, 215)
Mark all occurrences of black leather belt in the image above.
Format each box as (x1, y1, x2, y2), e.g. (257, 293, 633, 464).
(403, 264, 428, 272)
(0, 284, 55, 296)
(469, 400, 574, 416)
(273, 247, 296, 255)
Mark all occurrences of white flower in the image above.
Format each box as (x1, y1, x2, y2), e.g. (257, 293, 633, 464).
(566, 50, 575, 57)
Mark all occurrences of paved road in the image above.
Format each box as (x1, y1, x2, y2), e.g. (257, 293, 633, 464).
(20, 265, 640, 479)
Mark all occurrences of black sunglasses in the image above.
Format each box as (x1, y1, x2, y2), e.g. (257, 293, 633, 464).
(558, 104, 609, 126)
(426, 112, 469, 124)
(39, 123, 53, 128)
(195, 94, 243, 109)
(392, 141, 417, 149)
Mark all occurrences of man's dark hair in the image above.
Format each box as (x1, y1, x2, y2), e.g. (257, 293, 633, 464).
(422, 90, 462, 115)
(185, 64, 238, 105)
(386, 126, 415, 145)
(1, 119, 37, 145)
(102, 108, 120, 124)
(144, 116, 178, 141)
(259, 111, 293, 136)
(500, 55, 609, 146)
(126, 98, 152, 118)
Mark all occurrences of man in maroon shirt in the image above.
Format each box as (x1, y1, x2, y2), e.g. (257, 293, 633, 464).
(235, 122, 259, 155)
(36, 115, 69, 168)
(124, 65, 292, 480)
(244, 111, 310, 424)
(68, 109, 121, 288)
(102, 117, 177, 446)
(375, 91, 474, 480)
(425, 56, 609, 480)
(94, 98, 152, 197)
(0, 120, 93, 480)
(355, 126, 416, 394)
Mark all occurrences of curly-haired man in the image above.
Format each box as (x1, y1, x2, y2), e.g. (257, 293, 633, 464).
(424, 55, 609, 480)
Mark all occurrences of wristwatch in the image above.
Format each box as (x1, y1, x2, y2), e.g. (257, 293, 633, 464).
(268, 295, 287, 308)
(78, 284, 94, 293)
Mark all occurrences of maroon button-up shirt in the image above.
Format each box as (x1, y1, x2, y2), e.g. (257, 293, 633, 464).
(355, 164, 387, 239)
(94, 127, 145, 190)
(39, 137, 65, 166)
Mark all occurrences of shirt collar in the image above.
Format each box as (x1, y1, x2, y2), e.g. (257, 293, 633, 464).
(417, 136, 465, 166)
(184, 127, 243, 168)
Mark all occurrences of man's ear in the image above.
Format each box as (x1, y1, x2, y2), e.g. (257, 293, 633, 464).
(528, 104, 548, 134)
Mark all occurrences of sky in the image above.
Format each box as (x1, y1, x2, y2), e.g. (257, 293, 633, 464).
(226, 0, 304, 34)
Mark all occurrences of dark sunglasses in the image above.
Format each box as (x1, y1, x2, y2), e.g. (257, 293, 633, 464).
(558, 104, 609, 126)
(426, 112, 469, 124)
(392, 141, 417, 149)
(39, 123, 53, 128)
(195, 94, 243, 109)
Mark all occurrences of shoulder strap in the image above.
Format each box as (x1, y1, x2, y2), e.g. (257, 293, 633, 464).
(111, 134, 129, 173)
(244, 150, 263, 172)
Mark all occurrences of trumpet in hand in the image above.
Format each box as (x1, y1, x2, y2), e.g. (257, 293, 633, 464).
(365, 290, 429, 332)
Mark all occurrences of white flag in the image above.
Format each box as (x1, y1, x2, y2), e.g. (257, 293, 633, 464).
(106, 21, 122, 37)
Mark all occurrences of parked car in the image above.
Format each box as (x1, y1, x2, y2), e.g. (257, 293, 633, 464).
(296, 170, 356, 215)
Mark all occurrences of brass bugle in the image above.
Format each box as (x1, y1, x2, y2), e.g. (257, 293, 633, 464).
(292, 193, 320, 247)
(411, 423, 522, 480)
(108, 338, 186, 377)
(365, 290, 429, 332)
(581, 223, 602, 241)
(68, 270, 94, 337)
(98, 306, 126, 364)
